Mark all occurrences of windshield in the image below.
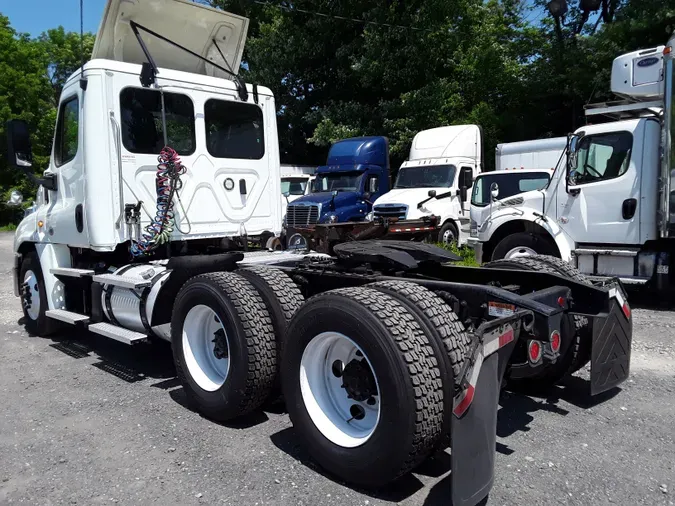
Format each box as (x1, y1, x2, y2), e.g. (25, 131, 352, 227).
(471, 172, 550, 207)
(395, 164, 456, 189)
(315, 171, 363, 192)
(281, 178, 308, 196)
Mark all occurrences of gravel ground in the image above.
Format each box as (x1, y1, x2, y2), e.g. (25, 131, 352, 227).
(0, 232, 673, 506)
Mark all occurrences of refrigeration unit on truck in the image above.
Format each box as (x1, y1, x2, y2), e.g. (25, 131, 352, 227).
(3, 1, 633, 505)
(468, 137, 566, 250)
(472, 38, 675, 292)
(371, 125, 480, 245)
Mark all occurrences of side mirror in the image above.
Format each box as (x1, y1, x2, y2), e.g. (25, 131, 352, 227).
(567, 133, 583, 190)
(460, 168, 474, 189)
(332, 190, 339, 197)
(6, 120, 33, 169)
(282, 191, 290, 198)
(490, 182, 499, 200)
(428, 190, 437, 198)
(363, 192, 371, 201)
(368, 178, 378, 193)
(6, 190, 23, 207)
(460, 187, 468, 203)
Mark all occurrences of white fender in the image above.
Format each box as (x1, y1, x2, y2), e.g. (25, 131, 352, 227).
(34, 243, 72, 311)
(481, 205, 575, 262)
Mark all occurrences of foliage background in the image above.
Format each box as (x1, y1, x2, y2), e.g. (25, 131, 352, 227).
(0, 0, 673, 224)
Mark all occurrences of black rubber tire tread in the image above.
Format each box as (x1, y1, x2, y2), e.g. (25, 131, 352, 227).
(283, 286, 444, 486)
(368, 280, 471, 448)
(484, 255, 592, 377)
(368, 280, 469, 383)
(237, 266, 305, 398)
(19, 252, 59, 337)
(237, 266, 304, 353)
(171, 272, 277, 420)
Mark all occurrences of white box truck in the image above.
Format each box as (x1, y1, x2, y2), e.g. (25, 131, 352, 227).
(472, 40, 675, 293)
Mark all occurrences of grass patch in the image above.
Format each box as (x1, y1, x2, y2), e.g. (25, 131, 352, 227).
(0, 223, 17, 232)
(435, 242, 480, 267)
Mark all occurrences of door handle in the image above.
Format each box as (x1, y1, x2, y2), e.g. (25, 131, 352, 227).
(622, 198, 637, 220)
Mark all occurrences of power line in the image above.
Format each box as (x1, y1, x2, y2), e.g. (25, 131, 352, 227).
(252, 1, 433, 32)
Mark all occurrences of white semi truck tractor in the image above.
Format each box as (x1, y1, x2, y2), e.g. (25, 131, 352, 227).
(3, 1, 633, 503)
(474, 38, 675, 292)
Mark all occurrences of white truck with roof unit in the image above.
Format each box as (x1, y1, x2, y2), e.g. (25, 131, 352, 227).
(3, 2, 634, 504)
(371, 125, 480, 245)
(472, 39, 675, 293)
(468, 137, 566, 250)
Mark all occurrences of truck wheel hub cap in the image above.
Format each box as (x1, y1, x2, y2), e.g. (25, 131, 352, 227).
(182, 305, 230, 392)
(22, 270, 40, 321)
(300, 332, 381, 448)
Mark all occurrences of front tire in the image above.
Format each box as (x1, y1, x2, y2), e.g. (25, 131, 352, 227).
(19, 252, 58, 336)
(491, 232, 556, 261)
(171, 272, 277, 421)
(438, 221, 459, 245)
(282, 287, 443, 488)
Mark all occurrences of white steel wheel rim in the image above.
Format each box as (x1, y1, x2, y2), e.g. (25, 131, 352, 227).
(442, 228, 456, 244)
(182, 305, 230, 392)
(504, 246, 537, 259)
(300, 332, 381, 448)
(23, 270, 40, 321)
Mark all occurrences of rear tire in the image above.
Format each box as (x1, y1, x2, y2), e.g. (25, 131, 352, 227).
(282, 287, 443, 488)
(368, 280, 470, 446)
(19, 252, 59, 337)
(237, 266, 304, 394)
(491, 232, 556, 261)
(171, 272, 277, 421)
(438, 221, 459, 245)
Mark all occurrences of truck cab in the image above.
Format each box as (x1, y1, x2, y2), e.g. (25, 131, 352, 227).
(284, 137, 389, 229)
(474, 39, 675, 290)
(280, 165, 316, 222)
(372, 125, 481, 245)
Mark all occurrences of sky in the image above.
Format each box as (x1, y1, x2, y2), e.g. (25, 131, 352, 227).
(0, 0, 106, 36)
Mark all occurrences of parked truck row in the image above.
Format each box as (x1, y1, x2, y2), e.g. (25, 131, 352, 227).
(3, 1, 637, 505)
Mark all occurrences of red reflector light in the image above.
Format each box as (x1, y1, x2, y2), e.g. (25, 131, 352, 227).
(550, 331, 561, 353)
(622, 302, 631, 319)
(557, 296, 565, 307)
(528, 340, 542, 363)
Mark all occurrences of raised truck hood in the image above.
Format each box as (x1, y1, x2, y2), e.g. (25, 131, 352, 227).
(92, 0, 249, 79)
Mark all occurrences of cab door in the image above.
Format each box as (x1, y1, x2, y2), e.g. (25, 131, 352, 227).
(557, 130, 639, 244)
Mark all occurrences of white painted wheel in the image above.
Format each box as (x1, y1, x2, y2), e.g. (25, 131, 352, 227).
(23, 269, 41, 321)
(504, 246, 537, 259)
(300, 332, 381, 448)
(181, 305, 230, 392)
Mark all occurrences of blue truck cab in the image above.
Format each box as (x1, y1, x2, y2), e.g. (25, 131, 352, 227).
(285, 137, 390, 229)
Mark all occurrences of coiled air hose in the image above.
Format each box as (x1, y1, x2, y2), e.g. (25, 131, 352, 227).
(130, 146, 186, 257)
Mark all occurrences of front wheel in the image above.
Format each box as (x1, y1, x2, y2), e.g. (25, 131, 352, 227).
(491, 232, 556, 261)
(19, 252, 58, 336)
(438, 221, 458, 245)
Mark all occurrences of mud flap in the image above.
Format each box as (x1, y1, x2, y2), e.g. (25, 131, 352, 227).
(590, 297, 632, 395)
(450, 349, 505, 506)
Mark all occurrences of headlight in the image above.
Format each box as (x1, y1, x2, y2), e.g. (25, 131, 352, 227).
(470, 220, 478, 237)
(325, 213, 338, 224)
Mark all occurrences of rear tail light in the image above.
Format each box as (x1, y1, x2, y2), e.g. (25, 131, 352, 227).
(528, 340, 542, 364)
(622, 302, 631, 319)
(550, 331, 561, 353)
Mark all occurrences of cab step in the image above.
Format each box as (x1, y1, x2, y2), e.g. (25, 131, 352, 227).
(45, 309, 90, 325)
(92, 274, 152, 290)
(50, 267, 95, 278)
(88, 322, 148, 345)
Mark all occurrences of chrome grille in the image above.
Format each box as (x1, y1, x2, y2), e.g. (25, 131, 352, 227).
(286, 204, 320, 227)
(373, 204, 408, 220)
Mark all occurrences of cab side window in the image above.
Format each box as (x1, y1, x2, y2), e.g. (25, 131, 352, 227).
(54, 96, 79, 167)
(572, 132, 633, 185)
